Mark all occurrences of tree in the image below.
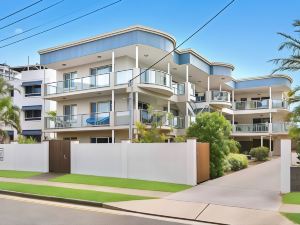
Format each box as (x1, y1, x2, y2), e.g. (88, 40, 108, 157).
(134, 121, 166, 143)
(270, 20, 300, 72)
(0, 77, 21, 142)
(186, 112, 236, 178)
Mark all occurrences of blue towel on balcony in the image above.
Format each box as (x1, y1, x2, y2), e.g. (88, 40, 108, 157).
(86, 116, 109, 125)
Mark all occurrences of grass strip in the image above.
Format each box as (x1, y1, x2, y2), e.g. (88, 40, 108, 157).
(282, 192, 300, 204)
(0, 170, 41, 179)
(51, 174, 191, 192)
(283, 213, 300, 224)
(0, 181, 152, 203)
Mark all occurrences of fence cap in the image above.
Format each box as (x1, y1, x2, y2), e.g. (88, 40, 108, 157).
(187, 137, 198, 140)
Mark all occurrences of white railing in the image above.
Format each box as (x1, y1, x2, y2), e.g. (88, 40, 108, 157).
(45, 73, 110, 95)
(140, 69, 172, 88)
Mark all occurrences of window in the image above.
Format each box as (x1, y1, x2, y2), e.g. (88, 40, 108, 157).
(90, 65, 112, 75)
(10, 90, 14, 97)
(64, 137, 77, 141)
(63, 105, 77, 121)
(91, 102, 111, 113)
(138, 102, 149, 110)
(25, 110, 41, 121)
(63, 72, 77, 89)
(90, 137, 112, 143)
(25, 85, 41, 96)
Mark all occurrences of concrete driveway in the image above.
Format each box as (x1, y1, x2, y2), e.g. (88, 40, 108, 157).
(167, 158, 281, 211)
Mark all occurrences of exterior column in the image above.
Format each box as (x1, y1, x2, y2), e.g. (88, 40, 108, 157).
(269, 112, 272, 133)
(112, 51, 115, 72)
(261, 136, 263, 147)
(135, 92, 138, 110)
(111, 90, 115, 112)
(232, 90, 235, 109)
(112, 130, 115, 144)
(167, 63, 170, 74)
(167, 100, 170, 113)
(219, 83, 222, 92)
(207, 76, 210, 91)
(269, 86, 272, 109)
(185, 65, 189, 82)
(269, 135, 272, 151)
(135, 45, 139, 68)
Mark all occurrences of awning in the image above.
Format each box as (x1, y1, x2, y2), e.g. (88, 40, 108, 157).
(22, 80, 42, 86)
(22, 130, 42, 136)
(22, 105, 42, 111)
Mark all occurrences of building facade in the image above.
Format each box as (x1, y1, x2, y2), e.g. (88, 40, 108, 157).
(0, 65, 56, 142)
(39, 25, 292, 154)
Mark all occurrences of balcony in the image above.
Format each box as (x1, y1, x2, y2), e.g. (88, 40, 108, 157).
(211, 91, 230, 102)
(45, 112, 110, 129)
(232, 123, 291, 134)
(45, 73, 111, 95)
(233, 123, 269, 133)
(172, 83, 185, 95)
(233, 99, 288, 111)
(114, 111, 130, 125)
(139, 110, 185, 129)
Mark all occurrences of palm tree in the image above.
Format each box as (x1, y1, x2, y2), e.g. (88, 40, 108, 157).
(0, 77, 21, 142)
(271, 20, 300, 72)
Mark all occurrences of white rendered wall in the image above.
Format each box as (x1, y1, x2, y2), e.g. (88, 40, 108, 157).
(0, 142, 49, 172)
(280, 139, 291, 193)
(71, 140, 197, 185)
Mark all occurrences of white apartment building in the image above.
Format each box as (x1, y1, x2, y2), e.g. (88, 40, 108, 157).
(0, 64, 56, 142)
(39, 25, 292, 154)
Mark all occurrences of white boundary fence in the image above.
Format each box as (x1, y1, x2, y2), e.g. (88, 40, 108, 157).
(0, 142, 48, 172)
(280, 139, 292, 193)
(0, 140, 198, 185)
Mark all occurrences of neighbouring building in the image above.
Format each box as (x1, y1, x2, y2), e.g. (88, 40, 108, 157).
(38, 25, 292, 154)
(0, 64, 56, 142)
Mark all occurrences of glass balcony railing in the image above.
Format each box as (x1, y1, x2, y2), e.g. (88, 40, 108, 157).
(272, 122, 291, 133)
(140, 69, 172, 88)
(45, 73, 110, 95)
(114, 111, 130, 125)
(272, 100, 289, 109)
(234, 123, 269, 133)
(189, 83, 195, 97)
(211, 91, 230, 102)
(235, 100, 269, 110)
(172, 83, 185, 95)
(140, 109, 168, 125)
(171, 116, 185, 129)
(45, 112, 110, 129)
(115, 69, 133, 85)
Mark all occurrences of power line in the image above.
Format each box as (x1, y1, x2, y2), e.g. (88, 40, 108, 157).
(0, 0, 43, 22)
(129, 0, 236, 84)
(0, 0, 102, 43)
(0, 0, 65, 30)
(0, 0, 122, 49)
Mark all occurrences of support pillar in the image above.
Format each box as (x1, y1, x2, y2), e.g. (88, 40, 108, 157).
(112, 130, 115, 144)
(135, 92, 138, 110)
(135, 45, 139, 68)
(261, 136, 263, 147)
(186, 65, 189, 82)
(112, 51, 115, 72)
(111, 90, 115, 112)
(269, 86, 272, 109)
(167, 63, 170, 74)
(167, 100, 170, 113)
(207, 76, 210, 91)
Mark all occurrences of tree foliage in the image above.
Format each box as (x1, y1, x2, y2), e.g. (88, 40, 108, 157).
(186, 112, 236, 178)
(134, 121, 166, 143)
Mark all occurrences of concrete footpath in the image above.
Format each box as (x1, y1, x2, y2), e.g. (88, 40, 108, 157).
(0, 177, 170, 198)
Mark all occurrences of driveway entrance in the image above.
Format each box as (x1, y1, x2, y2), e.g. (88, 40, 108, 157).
(167, 158, 281, 211)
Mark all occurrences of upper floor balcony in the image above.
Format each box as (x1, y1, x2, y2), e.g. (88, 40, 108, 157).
(232, 122, 291, 135)
(233, 99, 288, 111)
(45, 109, 185, 130)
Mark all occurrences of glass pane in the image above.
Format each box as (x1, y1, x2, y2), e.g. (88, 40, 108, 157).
(96, 74, 109, 87)
(98, 102, 110, 113)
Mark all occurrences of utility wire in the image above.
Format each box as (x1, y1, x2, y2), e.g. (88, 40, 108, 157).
(0, 0, 103, 43)
(0, 0, 122, 49)
(0, 0, 43, 22)
(129, 0, 236, 84)
(0, 0, 65, 30)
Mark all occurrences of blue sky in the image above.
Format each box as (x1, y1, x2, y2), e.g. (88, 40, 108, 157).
(0, 0, 299, 85)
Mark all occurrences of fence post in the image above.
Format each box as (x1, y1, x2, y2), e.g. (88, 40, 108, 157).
(186, 138, 197, 185)
(281, 139, 291, 193)
(121, 140, 130, 178)
(43, 141, 49, 173)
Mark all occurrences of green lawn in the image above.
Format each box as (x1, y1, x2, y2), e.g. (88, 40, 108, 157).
(283, 213, 300, 224)
(0, 182, 151, 203)
(282, 192, 300, 204)
(0, 170, 41, 179)
(51, 174, 191, 192)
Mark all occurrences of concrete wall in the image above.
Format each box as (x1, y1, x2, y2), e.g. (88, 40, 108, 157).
(71, 139, 197, 185)
(0, 142, 49, 172)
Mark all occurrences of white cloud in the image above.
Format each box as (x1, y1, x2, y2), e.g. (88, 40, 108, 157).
(14, 28, 23, 34)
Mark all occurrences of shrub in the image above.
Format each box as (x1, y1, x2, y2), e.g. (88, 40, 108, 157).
(223, 158, 232, 172)
(17, 135, 37, 144)
(174, 135, 186, 143)
(186, 112, 234, 178)
(249, 147, 269, 161)
(227, 153, 248, 171)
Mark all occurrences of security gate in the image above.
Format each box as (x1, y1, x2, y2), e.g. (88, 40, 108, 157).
(49, 140, 70, 173)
